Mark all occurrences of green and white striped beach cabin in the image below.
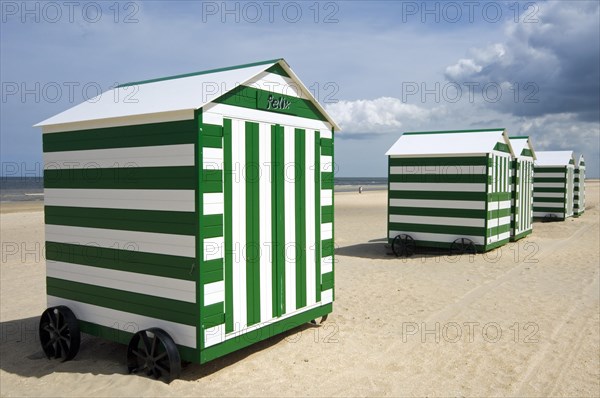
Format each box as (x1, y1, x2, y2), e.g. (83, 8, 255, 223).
(385, 129, 515, 253)
(574, 155, 586, 217)
(508, 136, 536, 241)
(35, 59, 339, 371)
(533, 151, 576, 221)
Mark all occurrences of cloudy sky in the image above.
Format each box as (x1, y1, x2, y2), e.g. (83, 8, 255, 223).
(1, 1, 599, 177)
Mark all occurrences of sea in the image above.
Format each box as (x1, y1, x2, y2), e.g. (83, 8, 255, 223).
(0, 176, 387, 202)
(1, 177, 44, 202)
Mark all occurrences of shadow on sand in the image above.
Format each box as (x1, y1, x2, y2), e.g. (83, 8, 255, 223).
(0, 316, 319, 381)
(335, 237, 469, 262)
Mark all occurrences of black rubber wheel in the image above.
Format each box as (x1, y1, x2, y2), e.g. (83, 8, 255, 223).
(450, 238, 477, 255)
(543, 213, 558, 222)
(39, 306, 81, 362)
(392, 234, 416, 257)
(127, 328, 181, 383)
(310, 314, 329, 325)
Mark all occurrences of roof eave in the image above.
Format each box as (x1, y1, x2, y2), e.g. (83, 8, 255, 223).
(276, 60, 341, 131)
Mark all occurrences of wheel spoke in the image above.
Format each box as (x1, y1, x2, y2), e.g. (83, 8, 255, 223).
(43, 339, 56, 349)
(152, 367, 161, 379)
(154, 351, 168, 361)
(54, 310, 62, 331)
(141, 332, 151, 356)
(132, 349, 146, 360)
(48, 311, 57, 329)
(151, 335, 158, 356)
(155, 362, 169, 376)
(54, 340, 61, 359)
(59, 339, 70, 359)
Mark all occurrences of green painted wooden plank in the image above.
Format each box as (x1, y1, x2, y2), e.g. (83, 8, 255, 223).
(322, 205, 333, 224)
(389, 156, 489, 167)
(330, 127, 335, 302)
(322, 239, 334, 257)
(389, 190, 487, 201)
(534, 167, 566, 173)
(201, 225, 225, 239)
(214, 85, 328, 122)
(118, 59, 280, 87)
(223, 118, 234, 334)
(203, 136, 223, 148)
(295, 128, 306, 309)
(388, 222, 486, 236)
(322, 172, 334, 189)
(44, 166, 195, 190)
(534, 197, 566, 203)
(203, 312, 226, 329)
(203, 124, 223, 137)
(403, 128, 504, 135)
(202, 214, 223, 228)
(488, 192, 512, 201)
(389, 206, 486, 219)
(202, 302, 224, 319)
(314, 131, 321, 303)
(45, 206, 195, 235)
(45, 241, 194, 281)
(521, 148, 534, 157)
(389, 174, 490, 183)
(533, 206, 566, 213)
(487, 223, 511, 234)
(273, 125, 286, 316)
(43, 120, 197, 152)
(245, 121, 261, 327)
(47, 277, 196, 326)
(202, 258, 224, 284)
(78, 320, 199, 363)
(487, 208, 512, 219)
(511, 229, 533, 242)
(533, 177, 567, 183)
(493, 142, 511, 153)
(533, 187, 566, 193)
(200, 303, 332, 364)
(321, 271, 334, 291)
(266, 63, 290, 77)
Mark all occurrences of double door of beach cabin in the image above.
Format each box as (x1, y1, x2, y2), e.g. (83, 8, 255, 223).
(222, 119, 324, 335)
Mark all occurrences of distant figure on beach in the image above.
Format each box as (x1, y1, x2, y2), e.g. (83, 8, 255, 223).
(359, 186, 363, 194)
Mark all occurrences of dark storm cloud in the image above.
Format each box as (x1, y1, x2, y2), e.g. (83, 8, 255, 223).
(444, 2, 600, 122)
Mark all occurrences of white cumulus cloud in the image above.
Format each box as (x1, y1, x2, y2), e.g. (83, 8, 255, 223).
(325, 97, 440, 136)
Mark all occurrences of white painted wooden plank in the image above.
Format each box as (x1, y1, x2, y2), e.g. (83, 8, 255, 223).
(389, 182, 486, 192)
(45, 225, 195, 257)
(47, 296, 197, 348)
(47, 261, 195, 302)
(284, 125, 296, 314)
(44, 189, 195, 212)
(43, 144, 194, 169)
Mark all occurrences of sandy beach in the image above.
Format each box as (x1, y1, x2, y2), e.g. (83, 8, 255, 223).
(1, 182, 599, 397)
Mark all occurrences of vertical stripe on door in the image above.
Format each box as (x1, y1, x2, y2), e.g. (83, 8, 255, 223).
(245, 121, 261, 327)
(272, 124, 286, 317)
(295, 128, 307, 309)
(284, 126, 296, 314)
(258, 123, 273, 323)
(304, 130, 316, 306)
(223, 118, 234, 333)
(232, 119, 247, 331)
(314, 132, 321, 303)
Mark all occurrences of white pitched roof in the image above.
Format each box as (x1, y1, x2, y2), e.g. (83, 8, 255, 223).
(35, 59, 340, 130)
(534, 151, 575, 166)
(509, 136, 536, 159)
(385, 129, 511, 156)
